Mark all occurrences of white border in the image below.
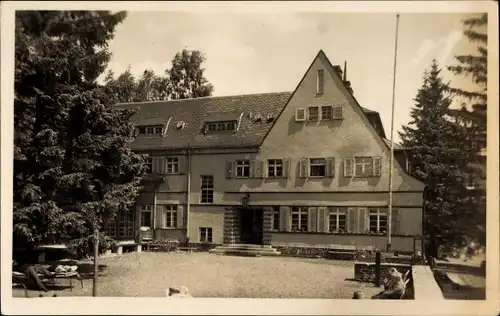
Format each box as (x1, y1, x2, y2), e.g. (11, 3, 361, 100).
(1, 1, 499, 315)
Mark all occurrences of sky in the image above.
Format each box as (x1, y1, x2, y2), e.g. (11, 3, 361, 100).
(103, 11, 482, 144)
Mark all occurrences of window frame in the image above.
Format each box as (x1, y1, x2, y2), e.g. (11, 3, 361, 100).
(235, 159, 251, 178)
(200, 175, 214, 204)
(205, 121, 237, 133)
(164, 204, 178, 228)
(145, 157, 153, 174)
(267, 159, 283, 178)
(140, 205, 152, 228)
(321, 105, 333, 120)
(308, 106, 319, 121)
(354, 157, 373, 177)
(328, 208, 347, 233)
(166, 157, 179, 174)
(199, 227, 213, 243)
(309, 158, 327, 177)
(291, 207, 309, 232)
(369, 208, 388, 234)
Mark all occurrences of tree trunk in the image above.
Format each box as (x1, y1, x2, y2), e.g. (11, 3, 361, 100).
(93, 228, 99, 297)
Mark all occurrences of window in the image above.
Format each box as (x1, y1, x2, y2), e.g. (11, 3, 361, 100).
(267, 159, 283, 177)
(321, 106, 333, 120)
(369, 209, 387, 233)
(295, 108, 306, 121)
(354, 157, 373, 177)
(317, 69, 325, 94)
(205, 121, 237, 133)
(164, 205, 178, 228)
(138, 125, 164, 135)
(140, 205, 152, 228)
(106, 221, 117, 237)
(309, 158, 326, 177)
(119, 209, 134, 237)
(308, 106, 319, 121)
(291, 207, 309, 232)
(329, 208, 347, 233)
(272, 206, 280, 231)
(166, 157, 179, 174)
(154, 127, 163, 134)
(199, 227, 213, 243)
(201, 175, 214, 203)
(236, 160, 250, 178)
(145, 158, 153, 173)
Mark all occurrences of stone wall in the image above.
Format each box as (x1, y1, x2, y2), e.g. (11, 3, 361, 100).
(354, 262, 411, 283)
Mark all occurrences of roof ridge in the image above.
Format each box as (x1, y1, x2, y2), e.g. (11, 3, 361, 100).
(115, 91, 294, 106)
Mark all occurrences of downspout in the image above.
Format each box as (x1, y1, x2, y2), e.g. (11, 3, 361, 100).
(422, 186, 427, 261)
(153, 185, 157, 239)
(186, 143, 192, 246)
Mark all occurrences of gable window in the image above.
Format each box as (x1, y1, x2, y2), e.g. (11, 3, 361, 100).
(309, 158, 326, 177)
(145, 158, 153, 173)
(154, 127, 163, 134)
(329, 208, 347, 233)
(308, 106, 319, 121)
(201, 175, 214, 203)
(199, 227, 213, 243)
(164, 205, 178, 228)
(267, 159, 283, 177)
(291, 207, 309, 232)
(271, 206, 280, 231)
(295, 108, 306, 121)
(354, 157, 373, 177)
(369, 209, 387, 233)
(140, 205, 152, 228)
(236, 160, 250, 178)
(321, 106, 333, 120)
(166, 157, 179, 174)
(317, 69, 325, 94)
(205, 121, 237, 133)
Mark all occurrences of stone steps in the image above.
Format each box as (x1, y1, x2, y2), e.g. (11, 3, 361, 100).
(209, 244, 281, 256)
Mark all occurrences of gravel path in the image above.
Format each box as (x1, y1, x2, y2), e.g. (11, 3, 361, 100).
(12, 252, 382, 298)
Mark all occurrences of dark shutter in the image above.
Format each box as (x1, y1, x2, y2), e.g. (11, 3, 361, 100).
(344, 157, 353, 177)
(326, 157, 335, 177)
(225, 160, 234, 179)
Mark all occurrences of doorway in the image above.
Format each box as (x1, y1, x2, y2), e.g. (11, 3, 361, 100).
(239, 207, 264, 245)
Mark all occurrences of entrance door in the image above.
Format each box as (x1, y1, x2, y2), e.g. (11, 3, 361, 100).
(239, 208, 263, 245)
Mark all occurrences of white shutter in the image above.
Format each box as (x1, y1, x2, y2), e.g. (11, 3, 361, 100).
(373, 156, 382, 176)
(299, 158, 308, 178)
(282, 159, 290, 178)
(308, 207, 316, 232)
(358, 208, 367, 233)
(326, 158, 335, 177)
(347, 208, 356, 233)
(177, 205, 184, 229)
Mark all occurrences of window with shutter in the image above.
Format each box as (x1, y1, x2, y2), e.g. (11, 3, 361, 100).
(344, 158, 353, 177)
(347, 208, 356, 233)
(299, 158, 308, 178)
(321, 106, 333, 120)
(225, 160, 234, 179)
(333, 106, 344, 119)
(308, 106, 319, 121)
(373, 156, 382, 176)
(295, 108, 306, 121)
(326, 158, 335, 177)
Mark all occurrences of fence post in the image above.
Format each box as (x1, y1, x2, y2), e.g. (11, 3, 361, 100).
(375, 251, 381, 287)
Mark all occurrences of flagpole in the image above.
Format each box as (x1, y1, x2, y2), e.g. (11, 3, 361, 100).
(387, 13, 400, 252)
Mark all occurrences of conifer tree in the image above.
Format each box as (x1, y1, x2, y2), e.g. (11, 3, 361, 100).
(14, 11, 146, 250)
(399, 60, 477, 257)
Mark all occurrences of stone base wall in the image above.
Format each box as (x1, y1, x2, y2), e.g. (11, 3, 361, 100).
(354, 262, 412, 283)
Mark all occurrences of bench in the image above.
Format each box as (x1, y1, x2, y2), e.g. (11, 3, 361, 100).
(327, 251, 356, 260)
(177, 247, 197, 253)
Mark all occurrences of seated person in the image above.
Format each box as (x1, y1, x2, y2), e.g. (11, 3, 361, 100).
(371, 268, 406, 300)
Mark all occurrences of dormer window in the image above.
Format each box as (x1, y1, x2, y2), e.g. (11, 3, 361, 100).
(205, 120, 237, 133)
(138, 125, 163, 135)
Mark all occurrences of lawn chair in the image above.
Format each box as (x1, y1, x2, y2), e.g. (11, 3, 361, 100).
(12, 271, 29, 297)
(399, 270, 411, 299)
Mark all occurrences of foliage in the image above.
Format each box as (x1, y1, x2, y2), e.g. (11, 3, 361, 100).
(14, 11, 146, 248)
(104, 49, 213, 102)
(399, 60, 480, 257)
(66, 232, 119, 259)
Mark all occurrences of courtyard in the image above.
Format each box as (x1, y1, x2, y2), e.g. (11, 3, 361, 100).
(12, 252, 382, 298)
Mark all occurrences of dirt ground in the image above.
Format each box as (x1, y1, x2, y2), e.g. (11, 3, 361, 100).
(12, 252, 383, 298)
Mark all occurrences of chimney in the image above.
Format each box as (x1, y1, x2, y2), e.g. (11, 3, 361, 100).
(343, 61, 347, 82)
(332, 65, 343, 79)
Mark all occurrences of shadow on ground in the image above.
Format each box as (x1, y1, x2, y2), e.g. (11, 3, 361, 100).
(433, 270, 486, 300)
(76, 262, 108, 279)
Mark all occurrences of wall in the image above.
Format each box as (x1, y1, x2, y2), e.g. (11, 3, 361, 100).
(188, 206, 225, 244)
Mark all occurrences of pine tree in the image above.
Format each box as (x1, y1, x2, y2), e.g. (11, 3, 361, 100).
(399, 60, 477, 257)
(14, 11, 146, 249)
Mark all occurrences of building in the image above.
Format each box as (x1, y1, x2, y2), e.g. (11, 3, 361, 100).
(107, 50, 425, 254)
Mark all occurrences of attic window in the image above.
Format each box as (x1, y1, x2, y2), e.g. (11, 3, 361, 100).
(205, 120, 237, 133)
(317, 69, 325, 94)
(138, 125, 163, 135)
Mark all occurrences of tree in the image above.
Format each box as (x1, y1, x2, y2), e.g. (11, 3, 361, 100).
(14, 11, 146, 250)
(165, 49, 214, 100)
(399, 60, 478, 258)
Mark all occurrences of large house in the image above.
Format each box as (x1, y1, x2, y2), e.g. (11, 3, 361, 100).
(107, 50, 425, 254)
